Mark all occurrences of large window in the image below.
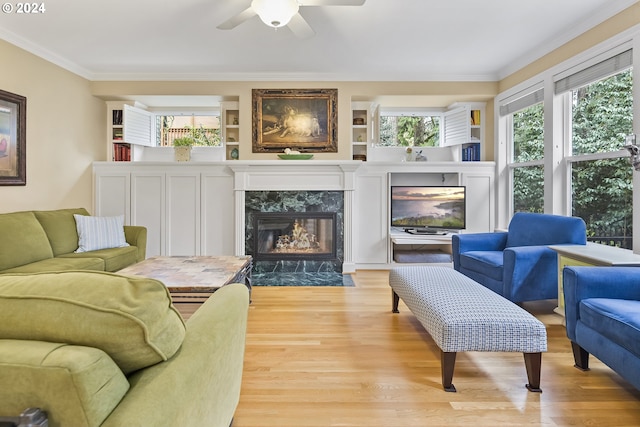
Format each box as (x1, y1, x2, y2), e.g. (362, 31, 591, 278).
(378, 110, 441, 147)
(568, 68, 633, 248)
(497, 44, 636, 248)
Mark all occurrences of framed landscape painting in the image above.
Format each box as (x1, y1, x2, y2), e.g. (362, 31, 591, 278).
(252, 88, 338, 153)
(0, 89, 26, 185)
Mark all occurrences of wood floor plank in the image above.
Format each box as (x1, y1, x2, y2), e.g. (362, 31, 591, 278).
(218, 270, 640, 426)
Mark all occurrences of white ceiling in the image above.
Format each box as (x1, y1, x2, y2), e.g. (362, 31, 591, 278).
(0, 0, 636, 82)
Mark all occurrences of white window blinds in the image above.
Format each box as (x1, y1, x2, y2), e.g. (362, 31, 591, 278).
(499, 88, 544, 116)
(443, 106, 469, 146)
(554, 49, 632, 94)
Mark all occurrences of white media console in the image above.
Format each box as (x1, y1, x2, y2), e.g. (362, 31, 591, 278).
(389, 227, 457, 264)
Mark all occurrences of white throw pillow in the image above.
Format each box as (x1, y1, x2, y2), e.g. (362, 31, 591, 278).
(74, 214, 130, 253)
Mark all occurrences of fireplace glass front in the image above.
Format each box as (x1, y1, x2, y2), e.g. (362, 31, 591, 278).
(253, 212, 337, 261)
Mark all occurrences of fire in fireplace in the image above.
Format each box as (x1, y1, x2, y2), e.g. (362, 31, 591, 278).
(253, 212, 337, 261)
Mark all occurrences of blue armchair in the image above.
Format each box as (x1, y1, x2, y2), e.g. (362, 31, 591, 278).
(563, 266, 640, 390)
(452, 212, 586, 303)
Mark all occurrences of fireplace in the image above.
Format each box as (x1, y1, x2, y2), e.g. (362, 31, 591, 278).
(245, 190, 344, 275)
(253, 212, 337, 261)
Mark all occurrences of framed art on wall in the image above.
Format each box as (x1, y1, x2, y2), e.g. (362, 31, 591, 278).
(252, 88, 338, 153)
(0, 89, 26, 186)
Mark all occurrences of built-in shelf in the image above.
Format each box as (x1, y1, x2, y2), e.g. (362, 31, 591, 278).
(351, 102, 373, 161)
(221, 101, 240, 160)
(107, 102, 129, 161)
(444, 102, 485, 161)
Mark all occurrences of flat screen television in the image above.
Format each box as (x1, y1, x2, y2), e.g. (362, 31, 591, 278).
(390, 186, 466, 231)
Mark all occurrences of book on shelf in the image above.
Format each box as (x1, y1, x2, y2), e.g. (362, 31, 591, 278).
(113, 143, 131, 161)
(462, 142, 481, 161)
(112, 110, 123, 126)
(470, 110, 481, 126)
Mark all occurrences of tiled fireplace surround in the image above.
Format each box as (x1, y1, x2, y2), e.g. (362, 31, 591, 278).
(246, 191, 344, 276)
(229, 162, 359, 273)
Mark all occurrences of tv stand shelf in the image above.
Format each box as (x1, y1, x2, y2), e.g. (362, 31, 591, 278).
(404, 228, 449, 236)
(389, 227, 455, 264)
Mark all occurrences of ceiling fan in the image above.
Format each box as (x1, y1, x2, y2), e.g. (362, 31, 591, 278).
(217, 0, 366, 39)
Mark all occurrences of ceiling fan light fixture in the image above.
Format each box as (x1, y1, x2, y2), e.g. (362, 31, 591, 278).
(251, 0, 299, 28)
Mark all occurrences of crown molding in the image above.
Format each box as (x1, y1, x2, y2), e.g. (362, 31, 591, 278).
(87, 71, 499, 83)
(0, 27, 93, 80)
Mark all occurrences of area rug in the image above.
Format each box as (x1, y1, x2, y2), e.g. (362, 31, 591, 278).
(252, 271, 355, 287)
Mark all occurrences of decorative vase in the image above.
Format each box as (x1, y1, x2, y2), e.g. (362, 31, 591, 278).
(174, 146, 191, 162)
(405, 148, 414, 162)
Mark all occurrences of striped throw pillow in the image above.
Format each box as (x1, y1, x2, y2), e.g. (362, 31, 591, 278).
(74, 214, 129, 253)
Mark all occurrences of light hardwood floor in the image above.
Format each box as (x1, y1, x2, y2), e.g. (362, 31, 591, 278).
(219, 270, 640, 426)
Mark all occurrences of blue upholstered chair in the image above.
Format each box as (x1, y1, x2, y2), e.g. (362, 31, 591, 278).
(452, 212, 586, 303)
(563, 266, 640, 390)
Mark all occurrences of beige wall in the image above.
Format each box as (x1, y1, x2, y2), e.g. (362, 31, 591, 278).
(0, 39, 104, 214)
(499, 3, 640, 93)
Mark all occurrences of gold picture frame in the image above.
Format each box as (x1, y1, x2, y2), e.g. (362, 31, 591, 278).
(0, 89, 26, 186)
(252, 88, 338, 153)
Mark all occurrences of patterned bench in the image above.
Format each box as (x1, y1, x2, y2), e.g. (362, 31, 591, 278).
(389, 266, 547, 392)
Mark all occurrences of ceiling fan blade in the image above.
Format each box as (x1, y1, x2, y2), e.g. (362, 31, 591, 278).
(299, 0, 366, 5)
(287, 13, 315, 38)
(216, 6, 257, 30)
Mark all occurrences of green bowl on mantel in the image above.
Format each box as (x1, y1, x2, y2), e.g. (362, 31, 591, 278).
(277, 154, 314, 160)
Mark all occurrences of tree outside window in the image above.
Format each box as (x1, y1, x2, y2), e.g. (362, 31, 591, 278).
(379, 115, 440, 147)
(570, 69, 633, 248)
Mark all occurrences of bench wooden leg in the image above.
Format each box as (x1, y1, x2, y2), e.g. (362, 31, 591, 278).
(523, 352, 542, 392)
(571, 341, 590, 371)
(391, 289, 400, 313)
(441, 351, 457, 392)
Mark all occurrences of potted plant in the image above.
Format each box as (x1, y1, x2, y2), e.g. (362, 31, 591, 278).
(173, 136, 195, 161)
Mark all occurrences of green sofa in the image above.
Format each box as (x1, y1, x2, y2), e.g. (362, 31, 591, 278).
(0, 271, 250, 427)
(0, 208, 146, 274)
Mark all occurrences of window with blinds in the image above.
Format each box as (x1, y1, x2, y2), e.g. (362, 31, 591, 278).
(554, 48, 632, 94)
(499, 88, 544, 116)
(565, 49, 633, 249)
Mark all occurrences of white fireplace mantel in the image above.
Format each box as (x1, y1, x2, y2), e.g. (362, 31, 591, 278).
(227, 160, 361, 192)
(227, 160, 362, 273)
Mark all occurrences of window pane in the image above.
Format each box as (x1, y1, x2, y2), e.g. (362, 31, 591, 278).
(513, 103, 544, 162)
(571, 158, 633, 249)
(379, 115, 440, 147)
(158, 115, 221, 147)
(513, 165, 544, 213)
(571, 69, 632, 155)
(510, 101, 544, 214)
(570, 67, 632, 249)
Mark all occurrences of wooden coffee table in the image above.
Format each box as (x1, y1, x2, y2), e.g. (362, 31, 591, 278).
(118, 255, 252, 305)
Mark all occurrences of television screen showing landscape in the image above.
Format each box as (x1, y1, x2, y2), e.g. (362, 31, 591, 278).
(391, 186, 466, 229)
